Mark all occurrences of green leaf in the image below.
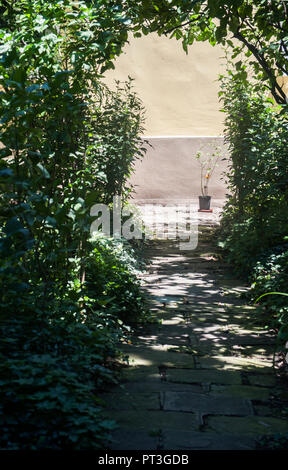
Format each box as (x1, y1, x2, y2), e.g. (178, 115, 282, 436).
(36, 163, 50, 179)
(255, 292, 288, 303)
(4, 217, 28, 237)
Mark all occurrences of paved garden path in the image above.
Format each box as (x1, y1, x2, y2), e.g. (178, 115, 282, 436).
(102, 207, 288, 450)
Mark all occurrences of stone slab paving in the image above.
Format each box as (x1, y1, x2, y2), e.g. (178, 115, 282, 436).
(162, 391, 254, 416)
(110, 431, 159, 450)
(161, 431, 255, 450)
(102, 208, 288, 450)
(206, 416, 288, 436)
(210, 384, 272, 400)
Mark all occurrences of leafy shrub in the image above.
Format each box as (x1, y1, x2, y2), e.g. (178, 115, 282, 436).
(218, 71, 288, 276)
(250, 246, 288, 345)
(0, 233, 148, 450)
(257, 433, 288, 450)
(218, 59, 288, 347)
(0, 314, 117, 450)
(90, 79, 147, 205)
(0, 2, 148, 449)
(0, 0, 147, 302)
(85, 235, 148, 326)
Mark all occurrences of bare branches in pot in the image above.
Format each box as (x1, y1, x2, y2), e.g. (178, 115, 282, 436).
(195, 142, 221, 212)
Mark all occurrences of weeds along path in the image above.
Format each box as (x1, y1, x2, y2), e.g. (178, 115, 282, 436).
(102, 206, 288, 450)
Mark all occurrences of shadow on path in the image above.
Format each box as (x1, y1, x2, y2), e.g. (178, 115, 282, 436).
(102, 219, 288, 450)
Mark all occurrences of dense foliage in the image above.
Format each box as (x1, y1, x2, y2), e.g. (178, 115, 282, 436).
(0, 235, 148, 450)
(1, 0, 288, 450)
(218, 60, 288, 351)
(0, 0, 148, 449)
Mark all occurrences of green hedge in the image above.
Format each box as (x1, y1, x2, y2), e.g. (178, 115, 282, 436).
(218, 62, 288, 347)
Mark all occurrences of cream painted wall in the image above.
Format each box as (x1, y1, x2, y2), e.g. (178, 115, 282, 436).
(104, 34, 226, 137)
(103, 34, 228, 201)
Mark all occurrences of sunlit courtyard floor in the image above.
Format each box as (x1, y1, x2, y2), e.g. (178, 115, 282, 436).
(101, 202, 288, 450)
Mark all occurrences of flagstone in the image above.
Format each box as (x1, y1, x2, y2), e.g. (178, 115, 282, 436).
(119, 347, 196, 368)
(197, 355, 273, 372)
(100, 392, 160, 410)
(210, 384, 272, 401)
(162, 431, 255, 450)
(167, 368, 242, 385)
(162, 391, 253, 415)
(103, 410, 199, 432)
(121, 366, 162, 383)
(109, 430, 159, 450)
(118, 381, 204, 394)
(246, 374, 277, 387)
(206, 416, 288, 436)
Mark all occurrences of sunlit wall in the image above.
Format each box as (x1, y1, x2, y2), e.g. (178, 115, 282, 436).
(104, 34, 228, 200)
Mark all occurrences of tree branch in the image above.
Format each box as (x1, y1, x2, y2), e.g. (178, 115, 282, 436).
(163, 13, 205, 36)
(234, 30, 287, 104)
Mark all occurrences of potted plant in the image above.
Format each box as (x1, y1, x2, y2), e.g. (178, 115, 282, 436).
(195, 142, 221, 212)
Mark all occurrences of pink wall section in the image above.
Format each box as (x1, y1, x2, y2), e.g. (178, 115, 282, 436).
(129, 137, 229, 201)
